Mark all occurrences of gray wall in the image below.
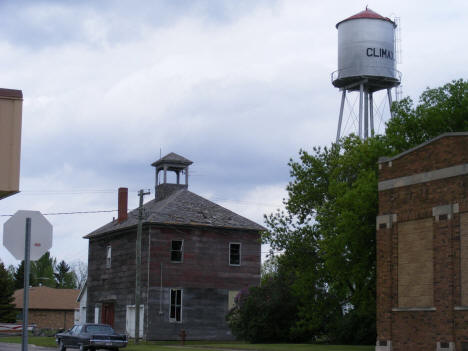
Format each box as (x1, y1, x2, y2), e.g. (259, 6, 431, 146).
(147, 287, 234, 340)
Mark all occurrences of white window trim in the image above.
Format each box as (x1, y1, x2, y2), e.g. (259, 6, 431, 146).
(94, 305, 101, 324)
(106, 245, 112, 268)
(170, 239, 184, 263)
(169, 288, 183, 323)
(229, 242, 241, 266)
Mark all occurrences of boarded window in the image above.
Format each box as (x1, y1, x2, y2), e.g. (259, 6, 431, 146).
(461, 213, 468, 305)
(228, 290, 239, 310)
(398, 218, 433, 307)
(229, 243, 241, 266)
(171, 240, 183, 262)
(106, 245, 111, 268)
(125, 305, 144, 337)
(170, 289, 182, 322)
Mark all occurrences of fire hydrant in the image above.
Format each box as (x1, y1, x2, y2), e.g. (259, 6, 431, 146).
(179, 329, 186, 346)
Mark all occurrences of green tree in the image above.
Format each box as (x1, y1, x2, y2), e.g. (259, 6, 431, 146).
(226, 271, 300, 343)
(385, 78, 467, 152)
(264, 136, 389, 344)
(258, 79, 467, 344)
(14, 261, 37, 290)
(55, 260, 77, 289)
(31, 252, 56, 287)
(0, 261, 17, 322)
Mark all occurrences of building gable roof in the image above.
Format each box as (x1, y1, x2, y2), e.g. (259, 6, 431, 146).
(84, 188, 265, 238)
(14, 286, 79, 310)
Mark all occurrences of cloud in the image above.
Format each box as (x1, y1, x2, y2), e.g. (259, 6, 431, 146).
(1, 0, 468, 268)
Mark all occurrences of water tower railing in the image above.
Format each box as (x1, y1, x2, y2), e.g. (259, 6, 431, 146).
(331, 66, 402, 84)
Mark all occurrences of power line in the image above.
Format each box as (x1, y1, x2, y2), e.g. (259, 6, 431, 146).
(0, 209, 117, 217)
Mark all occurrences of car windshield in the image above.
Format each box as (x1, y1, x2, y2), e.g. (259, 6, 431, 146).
(85, 325, 114, 334)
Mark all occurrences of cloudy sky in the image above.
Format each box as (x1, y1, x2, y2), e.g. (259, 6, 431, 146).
(1, 0, 467, 269)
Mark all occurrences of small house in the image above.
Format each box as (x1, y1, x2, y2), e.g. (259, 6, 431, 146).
(13, 286, 79, 330)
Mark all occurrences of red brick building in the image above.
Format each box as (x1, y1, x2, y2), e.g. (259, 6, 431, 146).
(376, 132, 468, 351)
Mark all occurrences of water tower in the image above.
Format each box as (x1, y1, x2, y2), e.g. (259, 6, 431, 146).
(332, 7, 401, 142)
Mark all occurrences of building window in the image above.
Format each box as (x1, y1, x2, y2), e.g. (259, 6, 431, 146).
(398, 218, 433, 308)
(169, 289, 182, 323)
(171, 240, 183, 262)
(229, 243, 241, 266)
(106, 245, 112, 268)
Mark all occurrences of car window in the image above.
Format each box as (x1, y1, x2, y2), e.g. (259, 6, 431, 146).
(69, 326, 77, 334)
(73, 326, 82, 335)
(85, 325, 114, 334)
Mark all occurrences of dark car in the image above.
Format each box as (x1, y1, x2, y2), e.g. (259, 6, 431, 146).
(56, 323, 128, 351)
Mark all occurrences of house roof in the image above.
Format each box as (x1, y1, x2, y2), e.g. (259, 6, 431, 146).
(336, 7, 395, 28)
(378, 132, 468, 163)
(151, 152, 193, 167)
(14, 286, 79, 310)
(84, 188, 265, 238)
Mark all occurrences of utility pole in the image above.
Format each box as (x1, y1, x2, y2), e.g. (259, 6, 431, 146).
(135, 189, 150, 344)
(22, 218, 31, 351)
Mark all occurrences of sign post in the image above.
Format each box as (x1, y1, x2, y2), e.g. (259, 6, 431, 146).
(22, 218, 31, 351)
(3, 210, 53, 351)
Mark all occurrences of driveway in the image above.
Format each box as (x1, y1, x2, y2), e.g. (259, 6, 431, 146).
(0, 343, 56, 351)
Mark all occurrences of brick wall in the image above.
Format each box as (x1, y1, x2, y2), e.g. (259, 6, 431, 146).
(87, 224, 260, 339)
(18, 309, 75, 329)
(376, 133, 468, 351)
(379, 135, 468, 182)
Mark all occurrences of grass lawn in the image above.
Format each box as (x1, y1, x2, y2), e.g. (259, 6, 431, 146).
(0, 336, 57, 347)
(0, 336, 374, 351)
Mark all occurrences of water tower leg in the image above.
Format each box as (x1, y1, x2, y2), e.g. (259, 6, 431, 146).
(364, 89, 369, 139)
(358, 83, 364, 139)
(336, 90, 346, 143)
(387, 88, 393, 118)
(369, 92, 374, 137)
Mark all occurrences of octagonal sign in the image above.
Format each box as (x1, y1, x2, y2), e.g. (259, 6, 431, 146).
(3, 210, 53, 261)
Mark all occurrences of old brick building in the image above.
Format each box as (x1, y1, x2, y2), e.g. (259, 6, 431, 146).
(13, 286, 79, 330)
(376, 132, 468, 351)
(84, 153, 263, 340)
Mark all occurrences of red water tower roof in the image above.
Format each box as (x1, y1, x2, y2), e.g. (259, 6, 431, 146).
(336, 7, 395, 28)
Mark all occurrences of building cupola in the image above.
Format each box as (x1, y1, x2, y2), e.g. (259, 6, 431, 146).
(151, 152, 193, 201)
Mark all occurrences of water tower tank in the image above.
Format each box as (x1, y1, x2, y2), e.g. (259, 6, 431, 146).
(332, 7, 400, 92)
(332, 7, 402, 143)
